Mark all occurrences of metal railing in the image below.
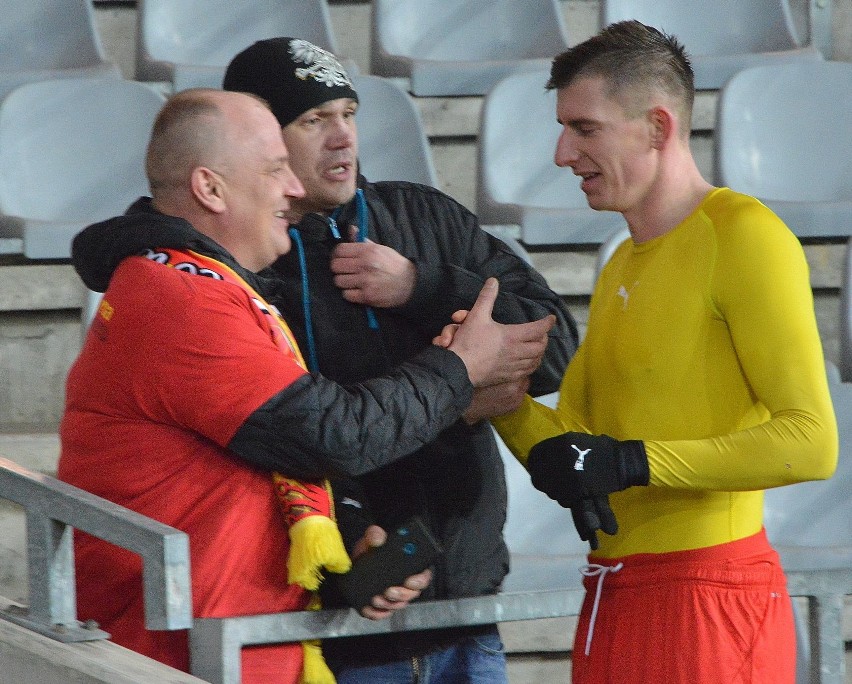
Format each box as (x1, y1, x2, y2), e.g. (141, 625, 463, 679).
(187, 550, 852, 684)
(189, 577, 587, 683)
(0, 456, 191, 641)
(1, 456, 850, 684)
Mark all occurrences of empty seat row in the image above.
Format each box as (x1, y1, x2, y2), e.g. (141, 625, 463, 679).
(136, 0, 828, 96)
(477, 60, 852, 245)
(2, 57, 850, 260)
(0, 73, 435, 260)
(0, 2, 847, 257)
(0, 0, 348, 101)
(1, 0, 832, 100)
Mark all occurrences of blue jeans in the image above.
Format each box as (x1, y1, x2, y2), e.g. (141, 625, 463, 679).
(330, 626, 508, 684)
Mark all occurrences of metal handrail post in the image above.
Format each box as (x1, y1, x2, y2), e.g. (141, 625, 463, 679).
(0, 456, 192, 642)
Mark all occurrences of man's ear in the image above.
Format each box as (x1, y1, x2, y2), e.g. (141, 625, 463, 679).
(648, 106, 676, 150)
(190, 167, 226, 212)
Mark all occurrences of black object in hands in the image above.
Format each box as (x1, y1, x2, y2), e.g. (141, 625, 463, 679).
(336, 516, 442, 612)
(527, 431, 649, 506)
(571, 496, 619, 550)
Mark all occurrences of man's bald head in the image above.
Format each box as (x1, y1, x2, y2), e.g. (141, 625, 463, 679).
(145, 89, 272, 199)
(141, 88, 305, 272)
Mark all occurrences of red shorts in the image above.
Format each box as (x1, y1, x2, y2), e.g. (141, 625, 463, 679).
(571, 529, 795, 684)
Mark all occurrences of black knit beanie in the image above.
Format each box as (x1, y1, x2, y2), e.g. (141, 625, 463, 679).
(223, 37, 358, 127)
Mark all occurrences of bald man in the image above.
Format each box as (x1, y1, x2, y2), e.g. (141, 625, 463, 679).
(59, 89, 553, 683)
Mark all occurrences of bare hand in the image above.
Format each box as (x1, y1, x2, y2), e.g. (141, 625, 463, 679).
(331, 233, 416, 308)
(352, 525, 432, 620)
(463, 378, 531, 424)
(447, 278, 555, 387)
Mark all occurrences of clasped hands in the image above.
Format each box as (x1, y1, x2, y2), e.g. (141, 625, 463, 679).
(331, 239, 553, 397)
(527, 431, 650, 550)
(431, 278, 554, 407)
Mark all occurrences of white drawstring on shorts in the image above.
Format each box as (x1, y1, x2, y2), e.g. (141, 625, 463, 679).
(579, 562, 624, 656)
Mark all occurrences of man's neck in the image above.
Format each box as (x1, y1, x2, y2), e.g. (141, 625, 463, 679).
(624, 155, 713, 244)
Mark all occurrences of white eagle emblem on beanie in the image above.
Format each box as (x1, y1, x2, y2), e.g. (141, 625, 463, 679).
(289, 38, 352, 88)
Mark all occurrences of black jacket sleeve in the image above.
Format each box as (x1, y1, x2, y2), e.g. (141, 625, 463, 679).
(373, 184, 578, 396)
(228, 346, 473, 480)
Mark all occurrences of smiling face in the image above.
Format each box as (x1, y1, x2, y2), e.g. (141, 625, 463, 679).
(279, 97, 359, 219)
(554, 76, 659, 217)
(216, 97, 306, 270)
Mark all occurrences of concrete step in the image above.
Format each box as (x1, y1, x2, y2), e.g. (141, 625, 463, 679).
(0, 596, 206, 684)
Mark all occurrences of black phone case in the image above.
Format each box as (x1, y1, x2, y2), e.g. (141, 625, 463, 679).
(336, 516, 442, 611)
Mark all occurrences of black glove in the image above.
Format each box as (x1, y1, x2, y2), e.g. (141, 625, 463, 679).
(571, 496, 619, 551)
(527, 432, 649, 508)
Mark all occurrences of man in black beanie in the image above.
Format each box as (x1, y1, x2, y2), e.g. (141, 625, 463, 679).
(224, 37, 580, 684)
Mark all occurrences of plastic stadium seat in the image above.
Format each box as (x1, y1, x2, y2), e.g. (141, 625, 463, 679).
(0, 78, 166, 259)
(764, 378, 852, 549)
(600, 0, 823, 90)
(83, 290, 104, 334)
(476, 68, 627, 246)
(351, 75, 438, 187)
(370, 0, 570, 96)
(135, 0, 352, 92)
(0, 0, 120, 100)
(714, 61, 852, 239)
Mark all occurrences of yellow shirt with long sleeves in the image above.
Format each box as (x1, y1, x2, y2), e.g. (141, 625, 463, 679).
(494, 188, 837, 558)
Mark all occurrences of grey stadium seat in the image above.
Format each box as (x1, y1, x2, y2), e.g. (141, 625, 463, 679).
(0, 0, 120, 101)
(714, 61, 852, 239)
(0, 78, 166, 259)
(135, 0, 353, 92)
(351, 75, 438, 187)
(600, 0, 823, 90)
(594, 226, 632, 282)
(370, 0, 570, 96)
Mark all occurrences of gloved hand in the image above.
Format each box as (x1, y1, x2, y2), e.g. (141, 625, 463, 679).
(527, 432, 650, 507)
(571, 496, 619, 551)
